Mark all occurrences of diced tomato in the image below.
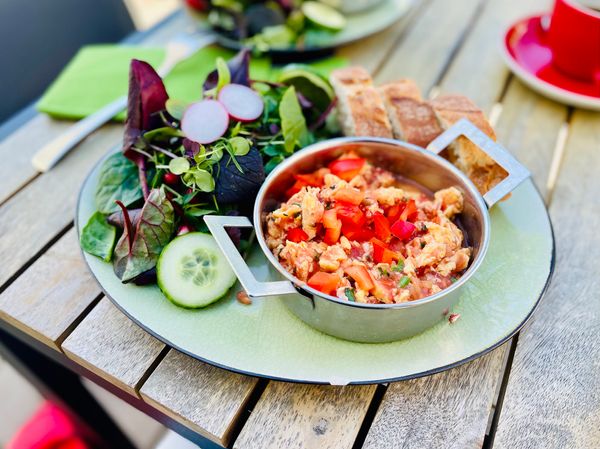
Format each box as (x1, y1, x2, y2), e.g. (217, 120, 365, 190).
(400, 199, 418, 222)
(344, 265, 374, 290)
(285, 180, 306, 198)
(386, 204, 402, 224)
(328, 158, 366, 181)
(335, 204, 366, 227)
(324, 226, 342, 245)
(371, 279, 394, 303)
(322, 209, 342, 244)
(342, 225, 374, 242)
(372, 212, 391, 242)
(294, 173, 323, 187)
(322, 209, 339, 229)
(307, 272, 341, 295)
(333, 187, 364, 205)
(287, 227, 309, 243)
(390, 220, 416, 241)
(371, 238, 400, 264)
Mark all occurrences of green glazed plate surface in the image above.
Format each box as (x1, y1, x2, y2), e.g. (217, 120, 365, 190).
(77, 152, 554, 384)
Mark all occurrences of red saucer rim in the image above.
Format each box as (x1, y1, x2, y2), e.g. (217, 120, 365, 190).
(501, 13, 600, 104)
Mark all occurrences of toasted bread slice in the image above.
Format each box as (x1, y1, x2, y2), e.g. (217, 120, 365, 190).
(330, 67, 393, 138)
(378, 80, 443, 148)
(430, 94, 507, 194)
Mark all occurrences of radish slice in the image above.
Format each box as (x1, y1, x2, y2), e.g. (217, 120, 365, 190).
(181, 100, 229, 144)
(218, 84, 264, 122)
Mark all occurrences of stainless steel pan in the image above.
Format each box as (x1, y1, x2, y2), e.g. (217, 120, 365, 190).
(205, 119, 530, 343)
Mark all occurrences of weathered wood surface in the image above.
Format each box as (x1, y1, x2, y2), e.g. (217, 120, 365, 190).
(0, 229, 99, 349)
(62, 298, 165, 396)
(234, 382, 376, 449)
(363, 348, 507, 449)
(140, 350, 258, 447)
(494, 111, 600, 449)
(375, 0, 485, 92)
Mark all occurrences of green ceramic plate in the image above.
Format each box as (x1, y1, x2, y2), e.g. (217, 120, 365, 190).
(203, 0, 415, 56)
(77, 151, 554, 385)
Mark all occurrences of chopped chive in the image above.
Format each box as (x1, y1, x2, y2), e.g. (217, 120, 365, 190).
(378, 267, 389, 277)
(345, 288, 356, 302)
(398, 276, 410, 288)
(451, 276, 458, 283)
(392, 260, 405, 272)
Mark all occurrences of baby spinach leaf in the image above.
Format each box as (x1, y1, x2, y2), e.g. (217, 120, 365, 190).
(215, 147, 265, 203)
(95, 153, 143, 214)
(279, 86, 309, 154)
(113, 188, 175, 283)
(80, 212, 117, 262)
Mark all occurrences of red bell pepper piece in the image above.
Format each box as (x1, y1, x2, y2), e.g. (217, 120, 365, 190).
(370, 238, 400, 264)
(342, 225, 374, 242)
(390, 220, 416, 241)
(372, 212, 391, 242)
(287, 227, 309, 243)
(344, 265, 375, 291)
(335, 204, 366, 227)
(328, 158, 366, 181)
(294, 173, 323, 187)
(307, 272, 341, 295)
(400, 199, 418, 222)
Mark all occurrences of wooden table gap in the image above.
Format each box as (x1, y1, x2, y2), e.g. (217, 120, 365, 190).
(351, 384, 389, 449)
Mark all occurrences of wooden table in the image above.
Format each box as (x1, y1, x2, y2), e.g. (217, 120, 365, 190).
(1, 2, 598, 448)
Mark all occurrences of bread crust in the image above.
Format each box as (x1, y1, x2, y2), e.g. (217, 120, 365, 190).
(430, 94, 507, 194)
(330, 67, 393, 138)
(378, 80, 443, 148)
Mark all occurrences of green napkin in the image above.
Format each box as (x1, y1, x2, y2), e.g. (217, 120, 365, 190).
(37, 44, 346, 121)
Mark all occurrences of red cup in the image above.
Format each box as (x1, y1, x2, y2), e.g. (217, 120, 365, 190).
(546, 0, 600, 83)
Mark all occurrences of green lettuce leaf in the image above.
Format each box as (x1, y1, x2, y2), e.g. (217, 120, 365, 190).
(80, 212, 117, 262)
(279, 86, 309, 154)
(113, 188, 175, 282)
(95, 153, 143, 214)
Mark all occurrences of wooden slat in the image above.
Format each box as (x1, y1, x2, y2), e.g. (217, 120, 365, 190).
(336, 0, 428, 72)
(363, 348, 507, 449)
(438, 0, 552, 112)
(140, 350, 258, 447)
(374, 0, 485, 91)
(234, 382, 376, 449)
(493, 110, 600, 448)
(62, 298, 165, 396)
(492, 79, 568, 198)
(0, 229, 99, 349)
(0, 123, 122, 288)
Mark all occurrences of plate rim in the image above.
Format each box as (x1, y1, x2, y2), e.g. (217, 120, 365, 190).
(76, 149, 556, 385)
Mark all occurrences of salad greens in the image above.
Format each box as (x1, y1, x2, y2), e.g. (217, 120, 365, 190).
(80, 49, 340, 287)
(113, 188, 175, 283)
(95, 153, 142, 214)
(202, 1, 347, 52)
(80, 212, 117, 262)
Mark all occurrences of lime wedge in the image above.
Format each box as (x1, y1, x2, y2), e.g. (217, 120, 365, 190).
(301, 1, 346, 31)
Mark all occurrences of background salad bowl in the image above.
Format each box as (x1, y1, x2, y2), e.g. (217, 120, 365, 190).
(205, 119, 531, 343)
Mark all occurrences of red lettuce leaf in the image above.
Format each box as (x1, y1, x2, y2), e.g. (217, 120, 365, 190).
(203, 49, 251, 92)
(214, 147, 265, 204)
(113, 188, 175, 283)
(123, 60, 169, 164)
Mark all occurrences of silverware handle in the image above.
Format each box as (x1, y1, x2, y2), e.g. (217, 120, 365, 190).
(31, 95, 127, 172)
(204, 215, 298, 298)
(426, 118, 531, 208)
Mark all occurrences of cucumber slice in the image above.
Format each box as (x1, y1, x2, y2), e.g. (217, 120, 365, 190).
(301, 2, 346, 31)
(157, 232, 237, 308)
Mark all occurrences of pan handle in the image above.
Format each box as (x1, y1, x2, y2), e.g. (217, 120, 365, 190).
(426, 118, 530, 208)
(204, 215, 298, 298)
